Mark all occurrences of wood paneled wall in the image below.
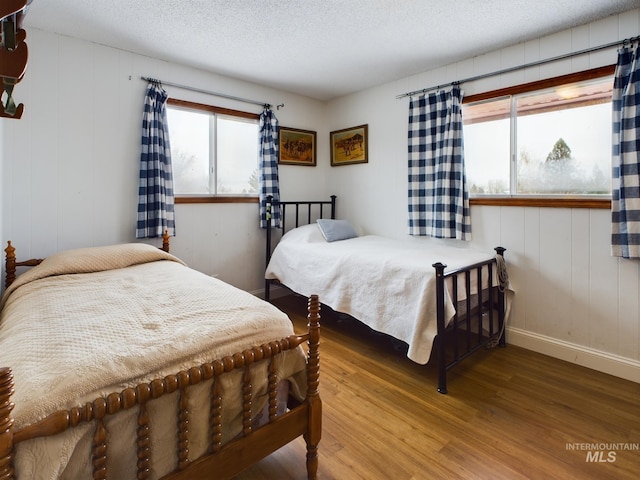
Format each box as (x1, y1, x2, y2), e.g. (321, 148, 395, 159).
(0, 28, 328, 294)
(326, 8, 640, 381)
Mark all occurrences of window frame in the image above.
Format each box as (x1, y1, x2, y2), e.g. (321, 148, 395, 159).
(167, 98, 260, 204)
(463, 65, 615, 209)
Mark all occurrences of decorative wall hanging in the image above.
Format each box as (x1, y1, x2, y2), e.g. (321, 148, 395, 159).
(278, 126, 317, 166)
(330, 124, 368, 166)
(0, 0, 31, 119)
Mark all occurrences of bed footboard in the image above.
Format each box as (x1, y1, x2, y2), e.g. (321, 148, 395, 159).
(0, 295, 322, 480)
(0, 367, 15, 479)
(433, 247, 507, 394)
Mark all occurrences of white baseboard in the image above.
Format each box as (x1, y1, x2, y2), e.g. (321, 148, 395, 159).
(506, 326, 640, 384)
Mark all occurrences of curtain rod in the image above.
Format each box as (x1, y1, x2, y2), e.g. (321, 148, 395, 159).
(141, 76, 284, 110)
(396, 35, 640, 99)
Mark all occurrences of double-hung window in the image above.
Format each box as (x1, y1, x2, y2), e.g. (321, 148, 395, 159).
(462, 67, 614, 204)
(166, 99, 260, 202)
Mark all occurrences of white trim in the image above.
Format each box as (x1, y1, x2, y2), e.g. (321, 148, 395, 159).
(507, 327, 640, 384)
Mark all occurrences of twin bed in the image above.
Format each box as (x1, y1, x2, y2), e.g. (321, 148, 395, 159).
(264, 196, 509, 394)
(0, 237, 321, 479)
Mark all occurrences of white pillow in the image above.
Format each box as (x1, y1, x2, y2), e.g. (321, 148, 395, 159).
(316, 219, 358, 242)
(280, 224, 325, 244)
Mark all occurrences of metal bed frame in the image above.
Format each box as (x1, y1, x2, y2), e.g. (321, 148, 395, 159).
(264, 195, 507, 394)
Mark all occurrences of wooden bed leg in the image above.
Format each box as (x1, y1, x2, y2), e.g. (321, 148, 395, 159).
(0, 368, 16, 480)
(304, 295, 321, 480)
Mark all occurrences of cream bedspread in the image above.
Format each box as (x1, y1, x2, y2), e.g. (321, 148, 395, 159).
(0, 243, 307, 479)
(266, 224, 501, 364)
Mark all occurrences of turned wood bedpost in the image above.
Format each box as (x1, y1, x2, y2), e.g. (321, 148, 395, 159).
(162, 230, 170, 253)
(4, 242, 16, 290)
(432, 262, 448, 394)
(304, 295, 321, 480)
(0, 368, 15, 480)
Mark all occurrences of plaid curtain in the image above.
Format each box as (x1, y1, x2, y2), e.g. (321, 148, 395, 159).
(612, 44, 640, 258)
(259, 108, 281, 228)
(408, 86, 471, 240)
(136, 81, 176, 238)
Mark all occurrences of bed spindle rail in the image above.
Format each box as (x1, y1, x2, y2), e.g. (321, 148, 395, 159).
(241, 362, 254, 437)
(137, 399, 151, 479)
(177, 372, 191, 470)
(209, 376, 223, 454)
(267, 356, 278, 422)
(92, 401, 108, 479)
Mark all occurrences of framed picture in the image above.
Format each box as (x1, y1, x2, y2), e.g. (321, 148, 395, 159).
(278, 127, 317, 166)
(330, 124, 368, 166)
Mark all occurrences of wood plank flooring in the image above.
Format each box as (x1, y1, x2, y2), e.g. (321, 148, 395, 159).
(235, 294, 640, 480)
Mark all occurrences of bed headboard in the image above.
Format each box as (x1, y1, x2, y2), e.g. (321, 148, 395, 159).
(3, 231, 172, 289)
(264, 195, 336, 262)
(266, 195, 337, 232)
(264, 195, 336, 300)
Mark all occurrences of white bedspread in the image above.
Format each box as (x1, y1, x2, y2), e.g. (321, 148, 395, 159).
(0, 243, 307, 479)
(266, 224, 499, 364)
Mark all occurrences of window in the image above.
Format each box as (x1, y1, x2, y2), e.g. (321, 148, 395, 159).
(463, 68, 614, 200)
(166, 99, 260, 201)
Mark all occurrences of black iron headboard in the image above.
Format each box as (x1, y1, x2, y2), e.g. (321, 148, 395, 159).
(264, 195, 336, 300)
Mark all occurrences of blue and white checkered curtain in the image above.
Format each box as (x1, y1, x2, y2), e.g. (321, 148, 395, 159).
(136, 81, 176, 238)
(612, 44, 640, 258)
(259, 108, 281, 228)
(407, 86, 471, 240)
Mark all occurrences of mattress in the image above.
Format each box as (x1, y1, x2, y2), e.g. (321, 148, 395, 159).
(265, 223, 498, 364)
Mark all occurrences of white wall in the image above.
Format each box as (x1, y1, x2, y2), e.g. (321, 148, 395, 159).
(0, 28, 329, 293)
(326, 8, 640, 381)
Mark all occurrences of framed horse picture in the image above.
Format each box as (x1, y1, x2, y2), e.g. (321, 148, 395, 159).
(330, 124, 368, 166)
(278, 127, 317, 166)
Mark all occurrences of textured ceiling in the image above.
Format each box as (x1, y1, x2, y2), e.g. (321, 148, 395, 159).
(22, 0, 640, 101)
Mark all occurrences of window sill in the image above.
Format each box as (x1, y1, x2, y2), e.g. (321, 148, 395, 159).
(176, 196, 259, 204)
(470, 197, 611, 209)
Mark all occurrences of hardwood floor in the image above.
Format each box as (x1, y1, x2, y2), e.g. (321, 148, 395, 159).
(235, 294, 640, 480)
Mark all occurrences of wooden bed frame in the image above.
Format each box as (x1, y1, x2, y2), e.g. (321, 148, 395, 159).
(264, 195, 507, 394)
(1, 237, 322, 480)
